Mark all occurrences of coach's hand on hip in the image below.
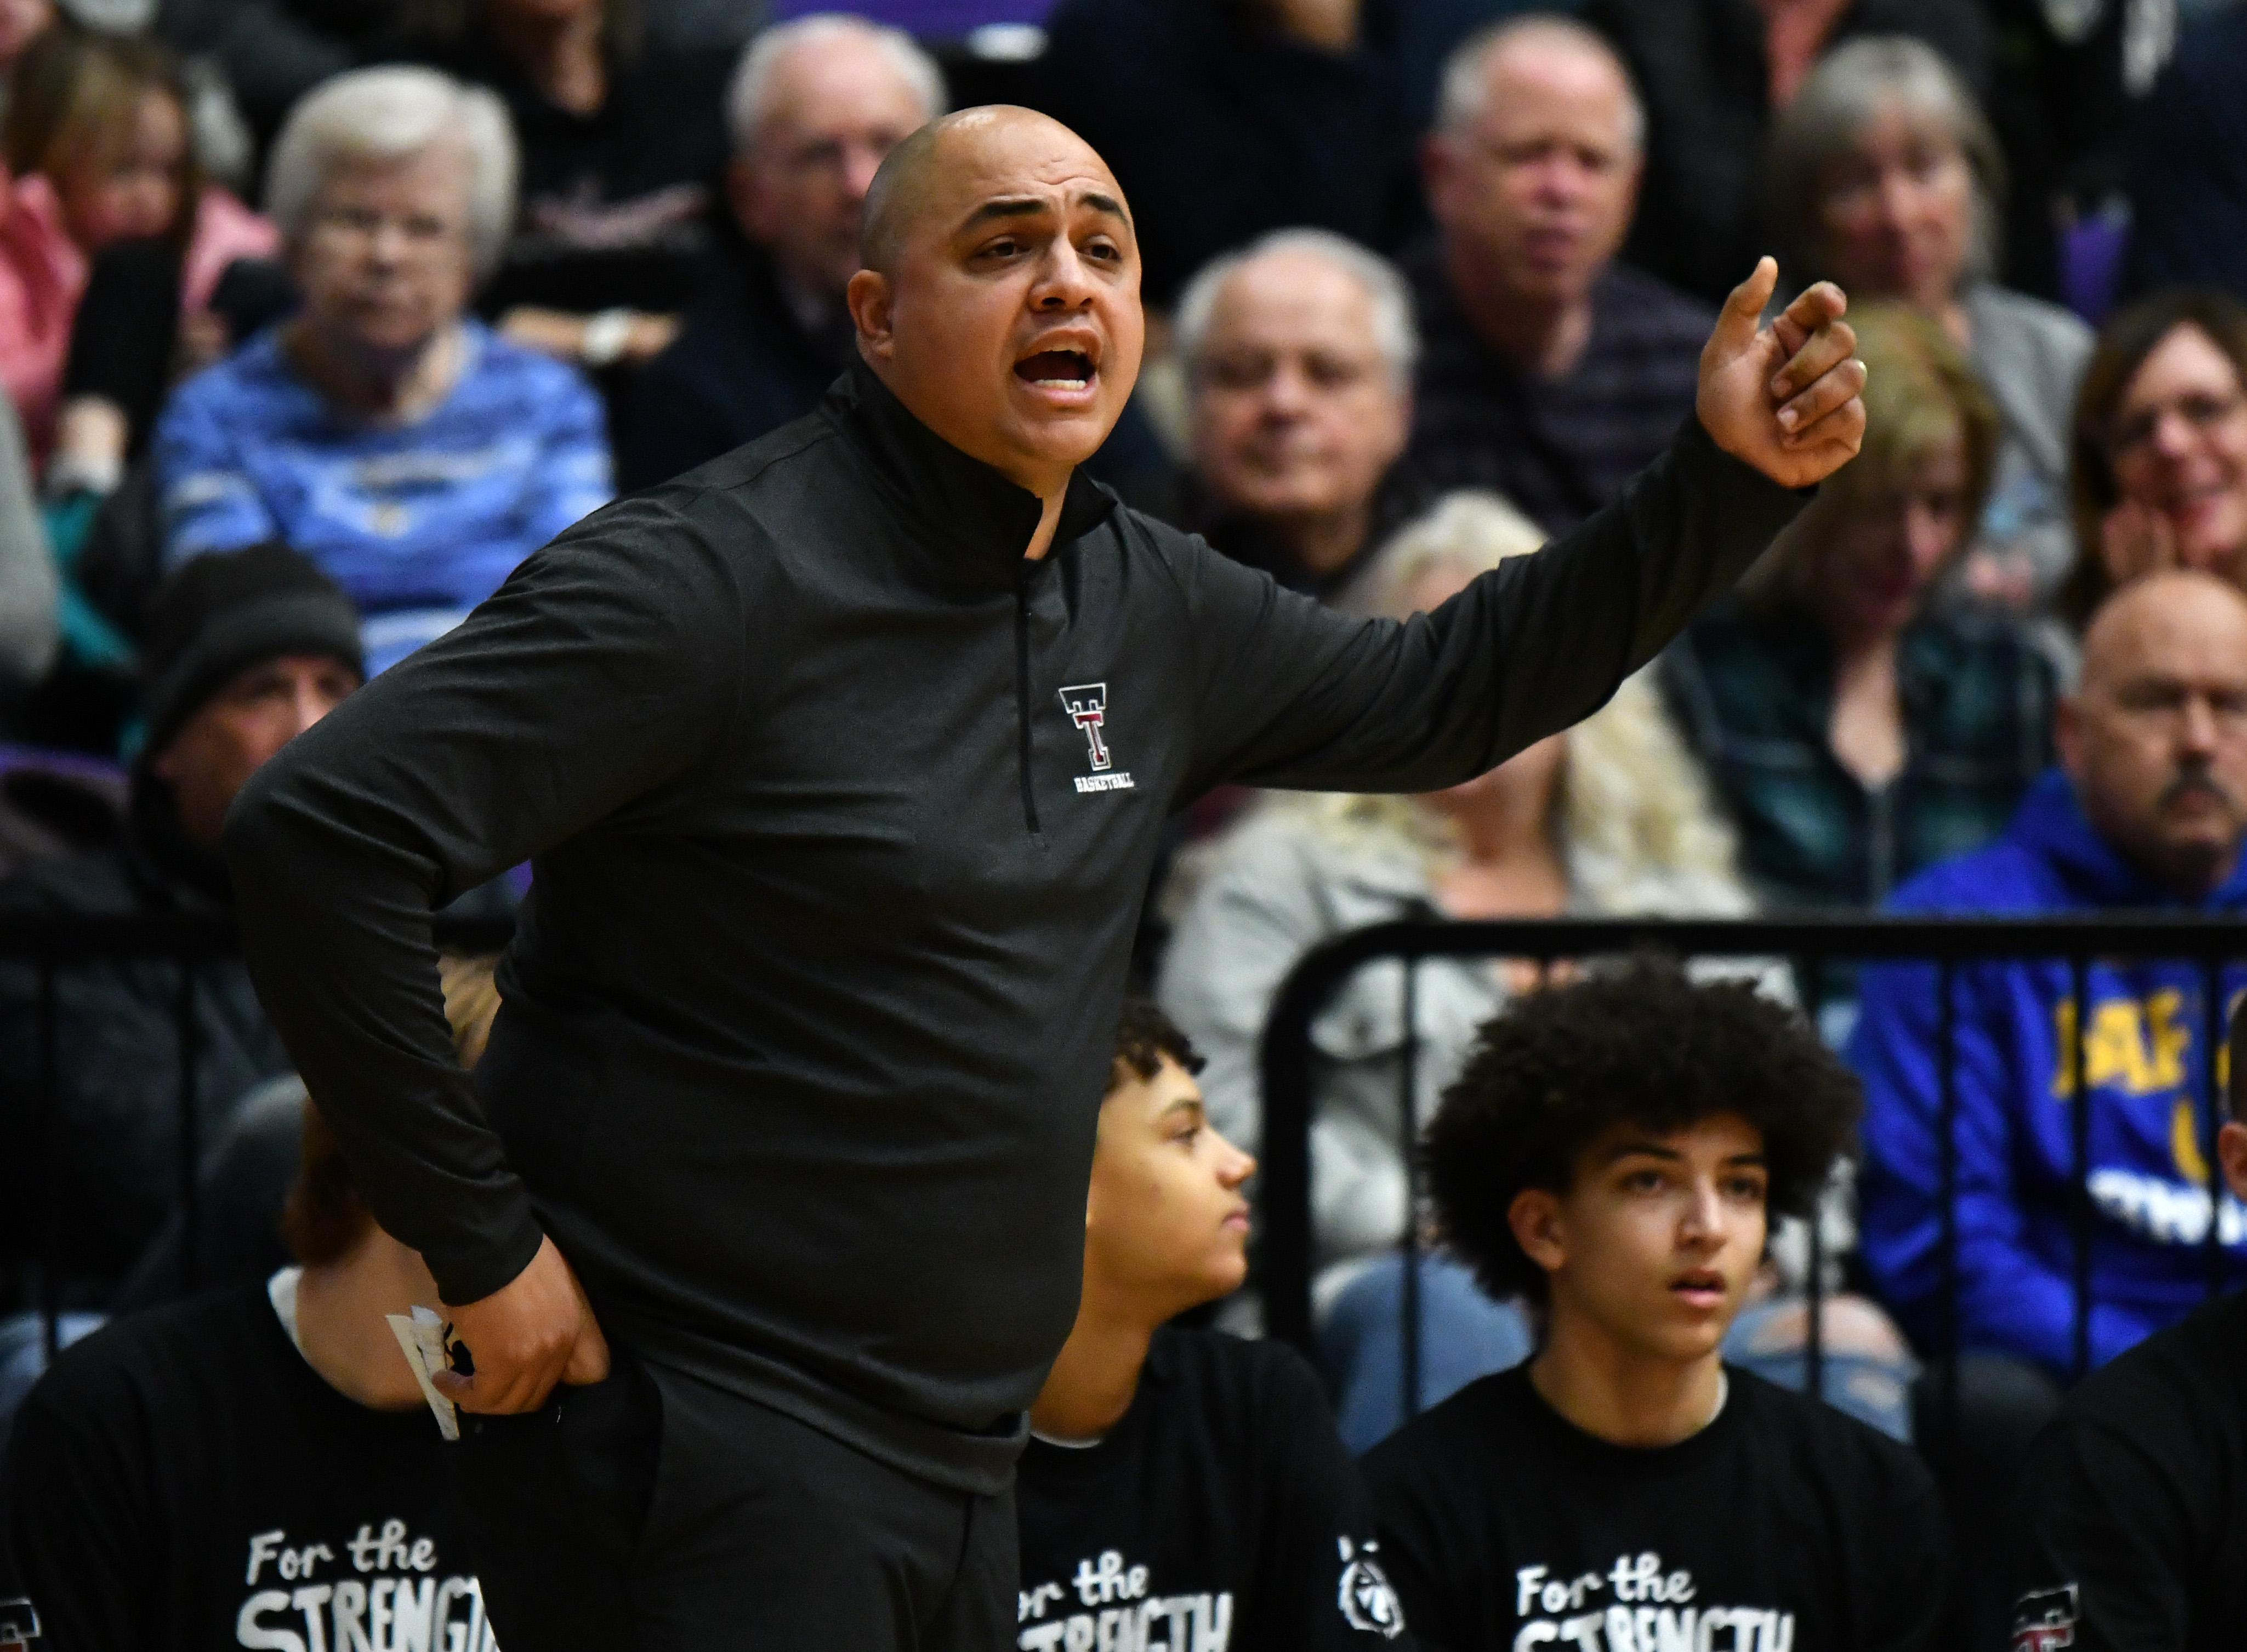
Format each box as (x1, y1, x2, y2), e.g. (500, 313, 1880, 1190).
(1697, 257, 1865, 489)
(433, 1234, 611, 1413)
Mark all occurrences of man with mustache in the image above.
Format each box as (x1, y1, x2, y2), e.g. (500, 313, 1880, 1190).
(1853, 568, 2247, 1637)
(220, 104, 1865, 1651)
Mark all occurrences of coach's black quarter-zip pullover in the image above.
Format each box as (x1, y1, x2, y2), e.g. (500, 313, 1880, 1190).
(225, 362, 1806, 1494)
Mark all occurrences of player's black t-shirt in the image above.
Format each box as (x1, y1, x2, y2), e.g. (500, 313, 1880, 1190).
(1999, 1289, 2247, 1652)
(1363, 1364, 1946, 1652)
(1014, 1326, 1409, 1650)
(0, 1277, 483, 1652)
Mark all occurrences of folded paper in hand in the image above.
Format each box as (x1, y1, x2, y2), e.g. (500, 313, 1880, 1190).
(385, 1305, 460, 1441)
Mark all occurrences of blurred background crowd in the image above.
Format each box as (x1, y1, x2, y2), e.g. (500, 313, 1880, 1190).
(2, 0, 2247, 1639)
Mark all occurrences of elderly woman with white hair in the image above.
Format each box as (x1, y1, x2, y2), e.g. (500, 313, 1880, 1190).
(1771, 36, 2092, 614)
(1156, 492, 1905, 1451)
(152, 65, 612, 674)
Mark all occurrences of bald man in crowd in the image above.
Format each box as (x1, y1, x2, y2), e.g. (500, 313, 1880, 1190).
(1853, 569, 2247, 1639)
(1409, 15, 1715, 534)
(223, 105, 1867, 1650)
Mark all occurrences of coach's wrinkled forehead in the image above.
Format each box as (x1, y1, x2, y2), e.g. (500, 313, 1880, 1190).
(859, 105, 1134, 276)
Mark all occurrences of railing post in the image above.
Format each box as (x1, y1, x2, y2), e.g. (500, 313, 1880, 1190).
(1258, 944, 1324, 1357)
(175, 958, 202, 1297)
(1397, 959, 1422, 1423)
(1937, 957, 1959, 1466)
(1796, 953, 1827, 1406)
(2202, 956, 2228, 1301)
(2069, 954, 2092, 1382)
(37, 957, 59, 1364)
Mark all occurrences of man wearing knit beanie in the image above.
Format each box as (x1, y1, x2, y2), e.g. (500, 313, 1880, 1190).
(0, 543, 362, 1309)
(137, 543, 365, 852)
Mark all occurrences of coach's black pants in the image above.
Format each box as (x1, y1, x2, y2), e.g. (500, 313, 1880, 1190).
(450, 1353, 1017, 1651)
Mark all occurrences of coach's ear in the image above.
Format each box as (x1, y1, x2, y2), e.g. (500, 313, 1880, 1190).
(847, 268, 895, 364)
(1509, 1188, 1567, 1277)
(2220, 1119, 2247, 1203)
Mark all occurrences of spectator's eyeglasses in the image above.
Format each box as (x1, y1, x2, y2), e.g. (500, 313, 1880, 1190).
(1821, 146, 1967, 221)
(1197, 350, 1384, 394)
(2111, 680, 2247, 730)
(2106, 388, 2247, 465)
(311, 204, 463, 255)
(773, 131, 910, 180)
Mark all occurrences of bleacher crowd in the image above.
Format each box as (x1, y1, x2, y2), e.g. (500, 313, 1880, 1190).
(0, 0, 2244, 1647)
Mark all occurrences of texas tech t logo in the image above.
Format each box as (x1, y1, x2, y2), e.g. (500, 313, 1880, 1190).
(2011, 1584, 2079, 1652)
(1059, 683, 1134, 794)
(1059, 683, 1112, 770)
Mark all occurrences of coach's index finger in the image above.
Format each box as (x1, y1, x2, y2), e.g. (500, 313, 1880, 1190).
(1771, 284, 1842, 377)
(1767, 282, 1850, 397)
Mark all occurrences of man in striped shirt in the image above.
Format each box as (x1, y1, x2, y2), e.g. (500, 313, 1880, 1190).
(1407, 15, 1713, 536)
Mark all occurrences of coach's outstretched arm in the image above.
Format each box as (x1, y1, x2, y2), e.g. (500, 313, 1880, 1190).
(1170, 257, 1865, 799)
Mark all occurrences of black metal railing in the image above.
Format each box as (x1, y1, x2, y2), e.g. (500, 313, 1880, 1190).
(8, 910, 2244, 1437)
(1256, 915, 2247, 1443)
(3, 912, 515, 1363)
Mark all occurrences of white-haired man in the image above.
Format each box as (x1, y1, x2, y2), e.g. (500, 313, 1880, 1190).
(620, 13, 943, 489)
(1407, 15, 1713, 536)
(1167, 230, 1425, 602)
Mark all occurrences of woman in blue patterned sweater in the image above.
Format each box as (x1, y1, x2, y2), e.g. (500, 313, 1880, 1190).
(154, 66, 612, 676)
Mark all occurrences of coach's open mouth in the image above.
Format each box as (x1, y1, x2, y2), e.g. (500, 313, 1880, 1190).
(1670, 1268, 1726, 1308)
(1014, 349, 1096, 390)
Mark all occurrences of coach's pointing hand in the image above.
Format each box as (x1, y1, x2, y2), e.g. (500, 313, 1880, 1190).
(433, 1234, 610, 1414)
(1696, 257, 1865, 490)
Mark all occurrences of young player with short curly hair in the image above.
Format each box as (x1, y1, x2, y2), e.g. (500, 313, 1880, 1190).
(1365, 964, 1947, 1652)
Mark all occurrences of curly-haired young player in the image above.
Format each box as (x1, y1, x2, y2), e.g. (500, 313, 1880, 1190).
(1363, 964, 1947, 1652)
(1015, 1001, 1408, 1650)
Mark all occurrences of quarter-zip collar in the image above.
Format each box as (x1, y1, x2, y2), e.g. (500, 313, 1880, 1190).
(821, 360, 1120, 591)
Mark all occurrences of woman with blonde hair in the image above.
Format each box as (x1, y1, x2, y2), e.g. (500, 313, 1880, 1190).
(1665, 301, 2055, 912)
(1158, 489, 1768, 1446)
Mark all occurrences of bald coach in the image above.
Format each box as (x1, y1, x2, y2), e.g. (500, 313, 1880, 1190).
(223, 106, 1867, 1650)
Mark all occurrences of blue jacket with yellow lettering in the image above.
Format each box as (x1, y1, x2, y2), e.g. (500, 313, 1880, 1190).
(1854, 770, 2247, 1375)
